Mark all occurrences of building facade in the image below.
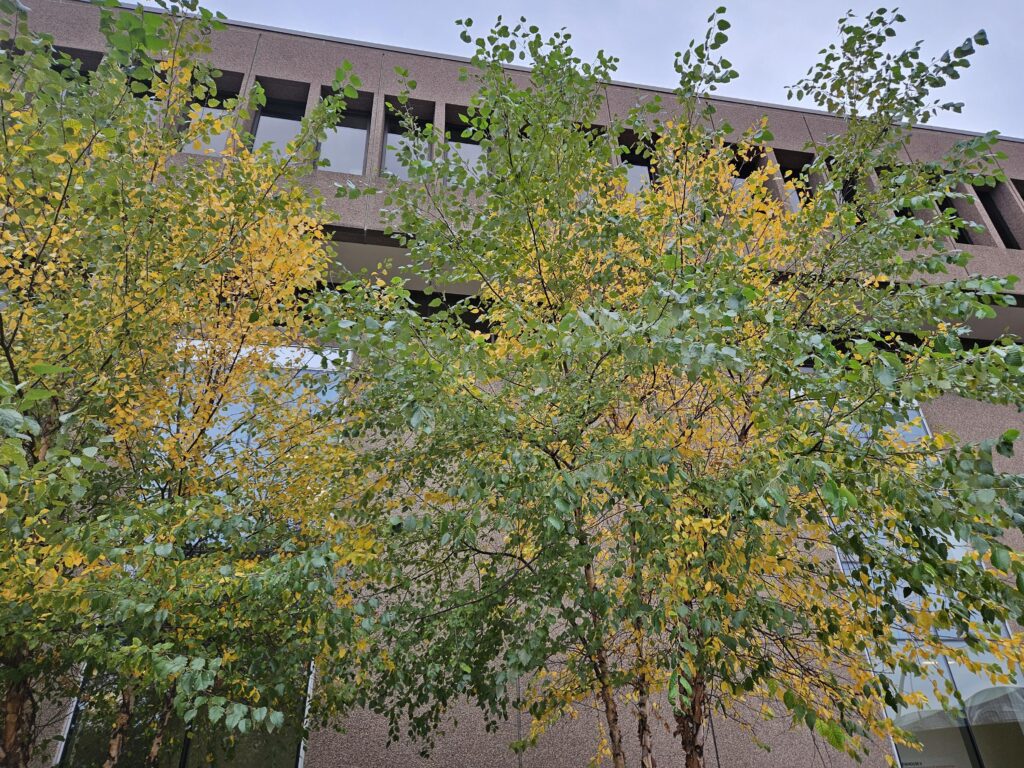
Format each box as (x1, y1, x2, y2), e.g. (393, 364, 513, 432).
(24, 1, 1024, 766)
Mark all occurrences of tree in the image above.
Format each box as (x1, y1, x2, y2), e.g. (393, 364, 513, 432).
(0, 2, 371, 765)
(333, 9, 1024, 768)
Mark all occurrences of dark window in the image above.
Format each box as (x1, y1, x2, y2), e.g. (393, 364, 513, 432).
(728, 144, 762, 192)
(319, 88, 372, 174)
(182, 71, 243, 156)
(382, 97, 433, 179)
(938, 197, 973, 245)
(445, 105, 484, 169)
(252, 77, 309, 156)
(619, 130, 655, 193)
(975, 183, 1023, 250)
(773, 149, 815, 210)
(53, 46, 103, 74)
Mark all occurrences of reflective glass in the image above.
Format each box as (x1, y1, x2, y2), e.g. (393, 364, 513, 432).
(626, 163, 650, 193)
(320, 114, 369, 174)
(383, 130, 413, 179)
(254, 114, 302, 156)
(183, 106, 231, 155)
(449, 140, 483, 166)
(889, 657, 978, 768)
(948, 650, 1024, 768)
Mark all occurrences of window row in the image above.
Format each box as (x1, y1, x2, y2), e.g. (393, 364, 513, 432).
(54, 45, 1024, 249)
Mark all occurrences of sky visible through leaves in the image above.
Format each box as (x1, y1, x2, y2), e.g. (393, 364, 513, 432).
(203, 0, 1023, 138)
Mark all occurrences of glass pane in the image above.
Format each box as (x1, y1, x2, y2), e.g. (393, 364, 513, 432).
(449, 140, 483, 166)
(254, 114, 302, 156)
(184, 722, 302, 768)
(383, 130, 412, 179)
(320, 123, 367, 174)
(890, 659, 979, 768)
(183, 106, 231, 155)
(59, 678, 184, 767)
(948, 651, 1024, 768)
(625, 163, 650, 193)
(784, 186, 801, 212)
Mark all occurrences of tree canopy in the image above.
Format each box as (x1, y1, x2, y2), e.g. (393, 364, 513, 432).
(329, 9, 1024, 768)
(0, 2, 371, 765)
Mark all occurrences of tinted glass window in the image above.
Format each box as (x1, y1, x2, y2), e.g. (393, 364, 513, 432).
(320, 113, 369, 174)
(383, 129, 412, 178)
(183, 106, 231, 155)
(626, 163, 650, 193)
(254, 113, 303, 156)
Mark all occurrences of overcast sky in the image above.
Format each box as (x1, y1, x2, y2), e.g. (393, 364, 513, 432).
(202, 0, 1023, 138)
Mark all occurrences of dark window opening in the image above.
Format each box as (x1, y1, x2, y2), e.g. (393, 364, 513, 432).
(183, 71, 243, 155)
(408, 289, 490, 335)
(938, 197, 973, 245)
(975, 183, 1023, 250)
(773, 148, 815, 210)
(319, 87, 372, 174)
(444, 104, 484, 168)
(382, 96, 433, 179)
(54, 46, 103, 75)
(252, 76, 309, 156)
(619, 130, 656, 193)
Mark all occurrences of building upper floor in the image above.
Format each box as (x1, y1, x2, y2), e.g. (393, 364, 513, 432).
(23, 0, 1024, 342)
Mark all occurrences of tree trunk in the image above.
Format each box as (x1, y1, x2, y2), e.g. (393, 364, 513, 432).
(593, 647, 626, 768)
(102, 686, 134, 768)
(2, 676, 36, 768)
(582, 558, 626, 768)
(636, 673, 656, 768)
(674, 676, 706, 768)
(146, 687, 176, 766)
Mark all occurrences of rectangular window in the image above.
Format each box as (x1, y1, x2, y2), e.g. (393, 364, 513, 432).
(728, 144, 762, 192)
(54, 46, 103, 74)
(974, 182, 1024, 250)
(252, 77, 309, 156)
(319, 88, 372, 174)
(182, 71, 244, 156)
(445, 106, 484, 169)
(772, 149, 815, 211)
(382, 97, 433, 179)
(619, 130, 655, 193)
(938, 196, 974, 245)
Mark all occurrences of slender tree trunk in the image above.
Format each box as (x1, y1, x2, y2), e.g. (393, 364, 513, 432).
(102, 686, 134, 768)
(674, 676, 706, 768)
(582, 558, 626, 768)
(146, 687, 176, 766)
(592, 646, 626, 768)
(636, 671, 656, 768)
(630, 529, 656, 768)
(2, 676, 36, 768)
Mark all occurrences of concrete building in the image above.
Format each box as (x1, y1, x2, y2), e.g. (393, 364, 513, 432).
(23, 1, 1024, 766)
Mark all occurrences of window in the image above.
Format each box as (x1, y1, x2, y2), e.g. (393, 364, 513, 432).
(938, 196, 974, 245)
(728, 144, 762, 192)
(182, 71, 243, 156)
(319, 88, 372, 174)
(252, 77, 309, 156)
(890, 644, 1024, 768)
(772, 149, 815, 211)
(829, 408, 1024, 768)
(56, 671, 308, 768)
(974, 182, 1024, 250)
(618, 130, 655, 193)
(445, 105, 483, 169)
(382, 96, 433, 179)
(53, 46, 103, 75)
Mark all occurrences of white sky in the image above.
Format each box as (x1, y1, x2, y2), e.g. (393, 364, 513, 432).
(203, 0, 1024, 138)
